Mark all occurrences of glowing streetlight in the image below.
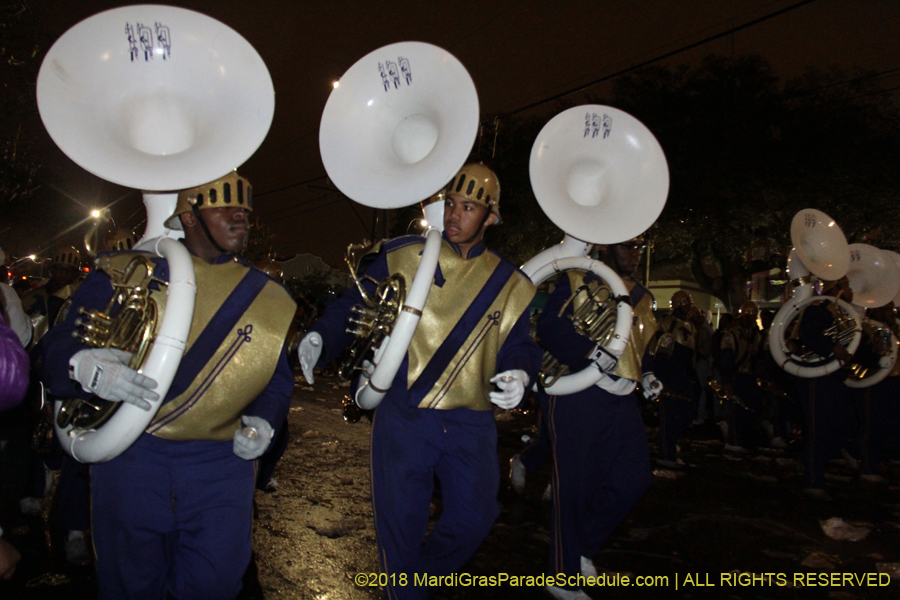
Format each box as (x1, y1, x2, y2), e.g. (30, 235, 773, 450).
(91, 209, 102, 218)
(332, 80, 340, 89)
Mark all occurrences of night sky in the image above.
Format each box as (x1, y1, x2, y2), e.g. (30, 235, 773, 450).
(5, 0, 899, 268)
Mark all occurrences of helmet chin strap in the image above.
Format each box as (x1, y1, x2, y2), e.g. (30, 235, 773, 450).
(191, 204, 229, 255)
(459, 210, 493, 246)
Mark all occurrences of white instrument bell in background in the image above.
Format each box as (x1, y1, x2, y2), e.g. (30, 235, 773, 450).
(522, 105, 670, 395)
(769, 209, 861, 379)
(845, 243, 900, 309)
(528, 105, 669, 245)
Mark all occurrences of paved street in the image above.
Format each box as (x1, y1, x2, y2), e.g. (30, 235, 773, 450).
(3, 372, 900, 599)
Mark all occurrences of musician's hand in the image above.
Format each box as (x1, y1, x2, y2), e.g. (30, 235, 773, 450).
(297, 332, 323, 384)
(233, 416, 274, 460)
(641, 372, 663, 401)
(69, 348, 158, 411)
(833, 344, 853, 366)
(589, 345, 619, 373)
(489, 370, 529, 409)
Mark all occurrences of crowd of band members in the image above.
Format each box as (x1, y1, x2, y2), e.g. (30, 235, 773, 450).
(2, 173, 900, 599)
(633, 281, 900, 506)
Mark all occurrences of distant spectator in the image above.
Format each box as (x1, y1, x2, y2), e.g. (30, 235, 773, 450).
(0, 281, 32, 348)
(0, 313, 29, 411)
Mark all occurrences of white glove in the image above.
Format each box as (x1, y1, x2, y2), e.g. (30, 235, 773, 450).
(489, 369, 529, 409)
(297, 332, 323, 384)
(588, 345, 618, 373)
(641, 372, 663, 401)
(68, 348, 158, 411)
(596, 374, 637, 396)
(879, 355, 894, 369)
(233, 415, 274, 460)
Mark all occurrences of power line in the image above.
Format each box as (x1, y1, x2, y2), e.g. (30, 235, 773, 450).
(495, 0, 820, 120)
(255, 174, 328, 199)
(246, 0, 822, 208)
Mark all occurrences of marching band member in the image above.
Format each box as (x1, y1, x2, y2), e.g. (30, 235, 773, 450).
(20, 247, 83, 348)
(690, 306, 714, 425)
(653, 290, 699, 468)
(758, 309, 795, 448)
(793, 278, 855, 501)
(40, 172, 297, 599)
(14, 247, 89, 561)
(847, 305, 899, 483)
(298, 163, 541, 600)
(718, 301, 763, 453)
(535, 236, 657, 600)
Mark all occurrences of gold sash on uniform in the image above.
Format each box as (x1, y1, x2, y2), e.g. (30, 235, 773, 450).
(387, 240, 535, 410)
(95, 253, 295, 441)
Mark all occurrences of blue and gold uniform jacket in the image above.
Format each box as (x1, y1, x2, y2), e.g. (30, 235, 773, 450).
(652, 313, 697, 398)
(536, 270, 657, 389)
(40, 248, 296, 442)
(310, 233, 541, 411)
(719, 318, 762, 380)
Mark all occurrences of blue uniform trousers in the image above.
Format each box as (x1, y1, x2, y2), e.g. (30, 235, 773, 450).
(519, 404, 553, 473)
(370, 400, 499, 600)
(58, 454, 90, 531)
(657, 393, 695, 461)
(655, 346, 696, 461)
(795, 371, 854, 489)
(544, 389, 651, 582)
(852, 377, 900, 475)
(725, 373, 761, 447)
(90, 434, 255, 600)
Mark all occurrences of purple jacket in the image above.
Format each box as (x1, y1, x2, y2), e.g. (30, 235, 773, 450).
(0, 312, 29, 411)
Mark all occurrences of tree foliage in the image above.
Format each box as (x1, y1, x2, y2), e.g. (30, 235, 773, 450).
(447, 55, 900, 311)
(0, 1, 48, 211)
(608, 55, 900, 310)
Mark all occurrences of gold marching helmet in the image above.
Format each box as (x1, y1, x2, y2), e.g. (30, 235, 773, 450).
(165, 171, 253, 230)
(445, 162, 501, 222)
(104, 227, 139, 252)
(53, 246, 81, 270)
(738, 301, 759, 319)
(670, 290, 693, 310)
(617, 233, 647, 249)
(253, 258, 284, 283)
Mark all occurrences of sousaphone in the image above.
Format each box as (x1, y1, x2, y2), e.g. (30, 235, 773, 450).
(318, 41, 479, 409)
(38, 5, 274, 462)
(842, 244, 900, 388)
(768, 209, 862, 378)
(523, 105, 669, 394)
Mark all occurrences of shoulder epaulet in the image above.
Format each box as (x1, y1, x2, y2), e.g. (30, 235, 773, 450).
(630, 280, 653, 306)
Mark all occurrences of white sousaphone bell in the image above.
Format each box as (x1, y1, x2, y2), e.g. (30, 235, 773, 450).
(37, 4, 275, 462)
(318, 41, 479, 409)
(522, 105, 669, 394)
(768, 209, 862, 378)
(842, 243, 900, 388)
